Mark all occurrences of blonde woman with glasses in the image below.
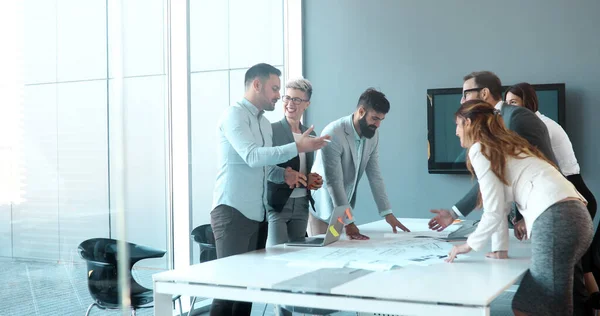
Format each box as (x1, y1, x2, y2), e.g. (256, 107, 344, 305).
(267, 78, 323, 247)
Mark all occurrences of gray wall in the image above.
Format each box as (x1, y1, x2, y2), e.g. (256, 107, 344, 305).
(303, 0, 600, 225)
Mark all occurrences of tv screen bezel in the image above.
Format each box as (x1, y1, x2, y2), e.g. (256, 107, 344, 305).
(427, 83, 566, 174)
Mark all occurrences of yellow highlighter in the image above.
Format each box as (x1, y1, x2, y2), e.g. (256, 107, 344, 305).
(329, 225, 340, 237)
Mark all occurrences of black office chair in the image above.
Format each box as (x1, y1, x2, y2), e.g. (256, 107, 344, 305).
(191, 224, 217, 263)
(77, 238, 183, 316)
(189, 224, 218, 314)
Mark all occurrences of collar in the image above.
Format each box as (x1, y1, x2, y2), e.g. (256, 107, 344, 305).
(240, 98, 264, 118)
(351, 114, 362, 141)
(494, 100, 504, 111)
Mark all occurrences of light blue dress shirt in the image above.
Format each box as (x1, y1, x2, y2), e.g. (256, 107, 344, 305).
(348, 123, 365, 203)
(348, 121, 392, 222)
(212, 99, 299, 222)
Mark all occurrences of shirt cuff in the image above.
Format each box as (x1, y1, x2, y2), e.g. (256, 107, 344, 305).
(379, 209, 393, 217)
(491, 220, 509, 252)
(268, 166, 285, 184)
(466, 238, 482, 252)
(451, 206, 463, 219)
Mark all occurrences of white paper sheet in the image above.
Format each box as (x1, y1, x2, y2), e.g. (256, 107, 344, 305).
(268, 239, 458, 271)
(382, 224, 463, 239)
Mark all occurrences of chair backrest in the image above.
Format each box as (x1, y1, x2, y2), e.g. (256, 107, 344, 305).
(77, 238, 166, 308)
(190, 224, 217, 263)
(191, 224, 215, 244)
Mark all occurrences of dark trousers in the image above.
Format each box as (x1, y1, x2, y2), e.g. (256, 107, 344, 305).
(209, 204, 268, 316)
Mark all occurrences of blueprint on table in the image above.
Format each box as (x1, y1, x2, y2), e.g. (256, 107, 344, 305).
(267, 238, 458, 271)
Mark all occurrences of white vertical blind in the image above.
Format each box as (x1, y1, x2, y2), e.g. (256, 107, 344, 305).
(0, 1, 25, 206)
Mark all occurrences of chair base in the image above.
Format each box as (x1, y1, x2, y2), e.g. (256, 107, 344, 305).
(189, 297, 213, 315)
(85, 302, 142, 316)
(174, 295, 183, 316)
(85, 302, 99, 316)
(189, 296, 197, 314)
(85, 296, 182, 316)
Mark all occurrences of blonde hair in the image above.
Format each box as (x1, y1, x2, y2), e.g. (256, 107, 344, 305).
(286, 78, 313, 100)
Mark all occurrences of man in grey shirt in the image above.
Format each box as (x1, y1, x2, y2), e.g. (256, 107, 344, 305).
(210, 63, 330, 316)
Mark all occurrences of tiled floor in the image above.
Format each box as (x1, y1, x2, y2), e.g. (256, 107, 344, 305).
(0, 257, 161, 316)
(1, 258, 514, 316)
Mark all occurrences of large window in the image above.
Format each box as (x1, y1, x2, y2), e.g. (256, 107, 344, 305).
(3, 0, 300, 314)
(3, 0, 170, 314)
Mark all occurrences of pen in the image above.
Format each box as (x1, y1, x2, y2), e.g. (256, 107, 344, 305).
(308, 135, 332, 143)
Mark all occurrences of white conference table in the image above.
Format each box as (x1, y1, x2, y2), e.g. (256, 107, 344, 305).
(153, 218, 531, 316)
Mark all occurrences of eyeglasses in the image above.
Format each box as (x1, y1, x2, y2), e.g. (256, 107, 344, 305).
(462, 87, 484, 98)
(282, 95, 309, 105)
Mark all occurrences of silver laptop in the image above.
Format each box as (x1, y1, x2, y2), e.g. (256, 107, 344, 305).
(285, 205, 348, 247)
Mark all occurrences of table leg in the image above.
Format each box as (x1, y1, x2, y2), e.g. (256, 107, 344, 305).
(481, 306, 491, 316)
(154, 288, 173, 316)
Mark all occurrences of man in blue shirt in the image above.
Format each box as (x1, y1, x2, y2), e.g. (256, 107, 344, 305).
(210, 63, 330, 316)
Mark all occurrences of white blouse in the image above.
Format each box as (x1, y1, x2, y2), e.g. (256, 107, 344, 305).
(536, 112, 580, 176)
(466, 142, 585, 252)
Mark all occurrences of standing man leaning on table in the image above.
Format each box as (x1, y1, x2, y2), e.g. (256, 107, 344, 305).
(309, 88, 410, 239)
(210, 63, 330, 316)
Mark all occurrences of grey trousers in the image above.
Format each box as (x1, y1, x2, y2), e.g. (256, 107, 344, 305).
(512, 200, 593, 316)
(209, 204, 267, 316)
(267, 196, 309, 247)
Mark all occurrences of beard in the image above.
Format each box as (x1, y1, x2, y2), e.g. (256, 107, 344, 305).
(358, 115, 377, 139)
(259, 87, 278, 111)
(263, 98, 277, 111)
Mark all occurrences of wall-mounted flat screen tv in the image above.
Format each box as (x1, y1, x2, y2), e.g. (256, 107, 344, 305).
(427, 83, 565, 174)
